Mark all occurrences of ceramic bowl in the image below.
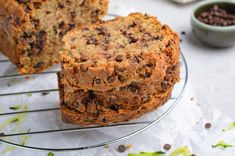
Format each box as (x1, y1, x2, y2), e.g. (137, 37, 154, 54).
(191, 0, 235, 47)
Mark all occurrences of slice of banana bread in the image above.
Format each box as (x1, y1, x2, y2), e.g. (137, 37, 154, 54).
(58, 13, 180, 126)
(0, 0, 108, 74)
(61, 13, 179, 91)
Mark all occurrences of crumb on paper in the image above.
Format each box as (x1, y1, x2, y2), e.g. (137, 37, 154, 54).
(127, 144, 133, 149)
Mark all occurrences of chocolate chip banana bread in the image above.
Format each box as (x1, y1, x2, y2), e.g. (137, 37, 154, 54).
(0, 0, 108, 74)
(58, 13, 180, 126)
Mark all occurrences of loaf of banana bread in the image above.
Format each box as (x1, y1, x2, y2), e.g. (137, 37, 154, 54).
(58, 13, 180, 126)
(0, 0, 108, 74)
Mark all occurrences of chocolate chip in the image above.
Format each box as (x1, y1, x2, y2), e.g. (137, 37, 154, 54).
(41, 92, 49, 96)
(80, 64, 88, 72)
(128, 22, 137, 28)
(163, 144, 171, 150)
(24, 6, 31, 13)
(88, 90, 96, 99)
(102, 118, 107, 122)
(80, 55, 88, 62)
(58, 21, 64, 29)
(129, 83, 139, 93)
(181, 31, 186, 35)
(118, 75, 125, 82)
(115, 55, 124, 62)
(33, 2, 42, 9)
(70, 11, 76, 18)
(117, 145, 126, 153)
(15, 17, 21, 25)
(205, 123, 212, 129)
(110, 105, 119, 111)
(58, 2, 64, 8)
(103, 53, 111, 59)
(161, 81, 169, 90)
(82, 27, 89, 32)
(115, 67, 126, 73)
(96, 27, 107, 35)
(0, 132, 5, 136)
(17, 0, 29, 3)
(109, 96, 117, 104)
(34, 61, 44, 68)
(95, 79, 101, 84)
(81, 97, 90, 105)
(107, 76, 116, 84)
(94, 99, 103, 105)
(127, 36, 138, 44)
(119, 86, 126, 91)
(86, 37, 98, 45)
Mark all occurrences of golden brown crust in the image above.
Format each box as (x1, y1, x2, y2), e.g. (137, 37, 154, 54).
(0, 0, 108, 74)
(61, 87, 172, 126)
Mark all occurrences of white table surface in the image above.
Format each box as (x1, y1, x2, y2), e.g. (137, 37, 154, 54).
(109, 0, 235, 119)
(1, 0, 235, 155)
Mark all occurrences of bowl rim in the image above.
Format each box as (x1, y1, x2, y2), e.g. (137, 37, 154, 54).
(191, 0, 235, 31)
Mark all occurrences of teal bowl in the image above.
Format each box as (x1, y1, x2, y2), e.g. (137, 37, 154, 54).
(191, 0, 235, 48)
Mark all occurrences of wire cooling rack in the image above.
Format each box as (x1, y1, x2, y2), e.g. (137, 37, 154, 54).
(0, 52, 188, 151)
(0, 15, 188, 151)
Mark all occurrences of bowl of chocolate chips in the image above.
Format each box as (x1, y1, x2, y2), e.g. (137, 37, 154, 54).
(191, 0, 235, 47)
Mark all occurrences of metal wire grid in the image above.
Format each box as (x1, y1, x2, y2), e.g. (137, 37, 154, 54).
(0, 52, 188, 151)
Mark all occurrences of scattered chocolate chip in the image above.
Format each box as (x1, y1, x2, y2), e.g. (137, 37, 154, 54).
(107, 76, 116, 84)
(80, 64, 88, 72)
(115, 55, 124, 62)
(102, 118, 107, 122)
(117, 145, 127, 153)
(163, 144, 171, 150)
(205, 123, 212, 129)
(181, 31, 186, 35)
(41, 92, 49, 96)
